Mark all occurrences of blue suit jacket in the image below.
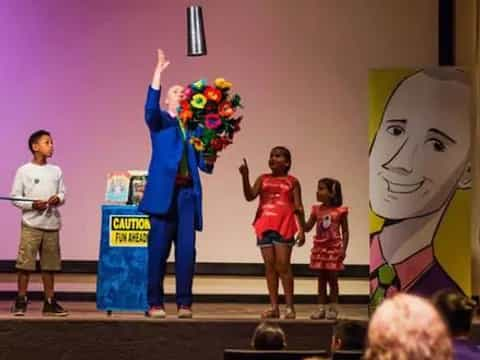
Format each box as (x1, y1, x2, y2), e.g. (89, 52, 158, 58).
(139, 86, 213, 231)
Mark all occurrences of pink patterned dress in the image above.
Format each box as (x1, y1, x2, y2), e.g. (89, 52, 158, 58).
(253, 174, 298, 240)
(309, 205, 348, 271)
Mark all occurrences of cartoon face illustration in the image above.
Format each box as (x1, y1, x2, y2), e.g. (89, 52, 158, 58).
(369, 71, 471, 220)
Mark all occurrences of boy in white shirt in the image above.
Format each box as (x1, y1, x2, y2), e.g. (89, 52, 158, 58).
(10, 130, 67, 316)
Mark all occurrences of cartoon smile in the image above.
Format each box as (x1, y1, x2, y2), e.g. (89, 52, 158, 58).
(383, 177, 424, 194)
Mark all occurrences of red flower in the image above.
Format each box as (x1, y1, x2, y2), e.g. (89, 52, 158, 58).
(220, 136, 232, 147)
(180, 100, 191, 110)
(210, 138, 225, 151)
(218, 101, 235, 117)
(204, 86, 222, 103)
(210, 136, 232, 151)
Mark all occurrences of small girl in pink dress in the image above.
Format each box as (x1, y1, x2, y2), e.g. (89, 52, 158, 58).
(305, 178, 349, 320)
(239, 146, 305, 319)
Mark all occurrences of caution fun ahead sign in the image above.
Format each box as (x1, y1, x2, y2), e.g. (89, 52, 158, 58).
(109, 215, 150, 247)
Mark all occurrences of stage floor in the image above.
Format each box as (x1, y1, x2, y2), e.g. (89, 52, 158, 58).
(0, 301, 368, 320)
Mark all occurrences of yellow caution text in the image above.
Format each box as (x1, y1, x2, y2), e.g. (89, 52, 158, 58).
(109, 215, 150, 247)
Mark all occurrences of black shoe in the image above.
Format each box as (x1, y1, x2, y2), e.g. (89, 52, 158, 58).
(11, 295, 28, 316)
(42, 298, 68, 317)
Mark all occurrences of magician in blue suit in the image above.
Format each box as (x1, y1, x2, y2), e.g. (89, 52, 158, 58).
(139, 49, 216, 319)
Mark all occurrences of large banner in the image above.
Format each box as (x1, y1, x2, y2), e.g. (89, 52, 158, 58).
(369, 69, 472, 309)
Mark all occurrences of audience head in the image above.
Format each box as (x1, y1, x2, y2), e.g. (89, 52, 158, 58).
(433, 289, 476, 338)
(364, 293, 452, 360)
(251, 322, 287, 350)
(332, 320, 367, 352)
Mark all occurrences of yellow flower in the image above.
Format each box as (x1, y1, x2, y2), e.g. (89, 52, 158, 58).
(214, 78, 233, 90)
(190, 137, 205, 151)
(191, 94, 207, 109)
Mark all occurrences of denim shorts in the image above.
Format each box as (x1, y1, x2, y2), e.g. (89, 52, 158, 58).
(257, 230, 295, 248)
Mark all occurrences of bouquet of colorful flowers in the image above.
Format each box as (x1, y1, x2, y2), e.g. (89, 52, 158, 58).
(177, 78, 243, 157)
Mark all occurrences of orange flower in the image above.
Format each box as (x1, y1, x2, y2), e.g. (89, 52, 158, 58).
(179, 109, 193, 122)
(218, 101, 235, 117)
(204, 86, 222, 103)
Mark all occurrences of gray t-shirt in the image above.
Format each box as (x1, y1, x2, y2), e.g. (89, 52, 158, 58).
(11, 162, 66, 230)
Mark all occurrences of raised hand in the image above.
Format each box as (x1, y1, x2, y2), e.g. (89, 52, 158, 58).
(239, 158, 249, 177)
(156, 49, 170, 72)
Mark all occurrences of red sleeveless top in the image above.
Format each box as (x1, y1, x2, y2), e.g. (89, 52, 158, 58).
(253, 174, 298, 239)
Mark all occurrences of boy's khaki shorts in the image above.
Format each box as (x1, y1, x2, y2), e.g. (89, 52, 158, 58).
(16, 224, 61, 272)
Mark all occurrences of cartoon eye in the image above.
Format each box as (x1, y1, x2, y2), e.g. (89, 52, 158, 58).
(426, 138, 447, 152)
(386, 125, 405, 137)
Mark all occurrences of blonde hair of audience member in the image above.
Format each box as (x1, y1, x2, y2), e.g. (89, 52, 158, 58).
(365, 293, 452, 360)
(251, 322, 287, 350)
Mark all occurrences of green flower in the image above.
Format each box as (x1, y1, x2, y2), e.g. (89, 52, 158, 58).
(191, 79, 206, 91)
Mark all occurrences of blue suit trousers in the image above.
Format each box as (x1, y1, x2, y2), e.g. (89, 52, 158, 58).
(147, 186, 196, 307)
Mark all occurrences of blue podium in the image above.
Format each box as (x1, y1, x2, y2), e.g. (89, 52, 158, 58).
(96, 205, 150, 313)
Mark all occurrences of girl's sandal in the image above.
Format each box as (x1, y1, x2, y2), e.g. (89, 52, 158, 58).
(310, 308, 326, 320)
(261, 308, 280, 319)
(284, 307, 296, 320)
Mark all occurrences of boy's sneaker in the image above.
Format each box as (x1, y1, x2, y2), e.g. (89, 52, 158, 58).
(42, 298, 68, 317)
(147, 305, 166, 318)
(177, 306, 193, 319)
(11, 295, 28, 316)
(326, 306, 338, 320)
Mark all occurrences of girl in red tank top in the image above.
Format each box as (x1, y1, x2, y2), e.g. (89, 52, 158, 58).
(239, 146, 305, 319)
(305, 178, 349, 320)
